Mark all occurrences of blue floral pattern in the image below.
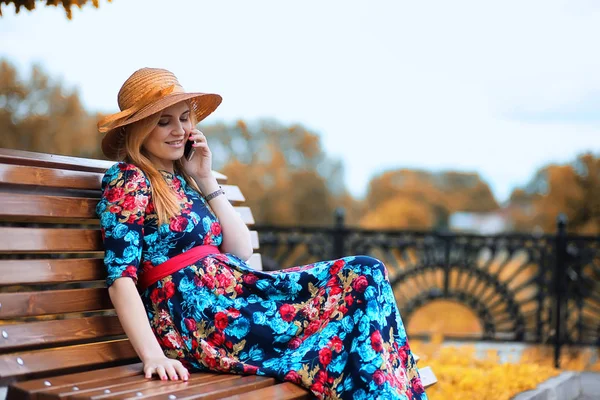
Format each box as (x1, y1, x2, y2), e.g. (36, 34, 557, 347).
(97, 162, 428, 399)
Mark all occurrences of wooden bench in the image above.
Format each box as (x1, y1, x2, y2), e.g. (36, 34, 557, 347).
(0, 148, 436, 400)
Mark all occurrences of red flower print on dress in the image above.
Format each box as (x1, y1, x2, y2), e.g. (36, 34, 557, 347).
(329, 259, 345, 275)
(288, 337, 302, 350)
(150, 287, 165, 304)
(411, 377, 425, 394)
(146, 202, 155, 214)
(184, 318, 197, 332)
(318, 347, 332, 366)
(371, 330, 383, 352)
(210, 222, 221, 236)
(243, 273, 258, 285)
(169, 215, 188, 232)
(345, 294, 354, 306)
(329, 285, 343, 296)
(201, 275, 215, 289)
(352, 275, 369, 293)
(163, 281, 176, 299)
(214, 312, 229, 331)
(135, 194, 148, 209)
(244, 364, 259, 374)
(284, 370, 301, 384)
(373, 370, 386, 386)
(328, 336, 343, 352)
(122, 265, 137, 279)
(279, 303, 297, 322)
(398, 344, 409, 365)
(105, 187, 124, 203)
(208, 331, 225, 346)
(315, 370, 328, 384)
(227, 308, 241, 318)
(216, 272, 232, 288)
(121, 194, 137, 211)
(304, 320, 321, 336)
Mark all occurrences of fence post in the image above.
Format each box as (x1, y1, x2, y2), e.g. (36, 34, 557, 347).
(554, 214, 568, 369)
(332, 207, 346, 259)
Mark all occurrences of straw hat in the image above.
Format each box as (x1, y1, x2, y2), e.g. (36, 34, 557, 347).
(98, 68, 222, 160)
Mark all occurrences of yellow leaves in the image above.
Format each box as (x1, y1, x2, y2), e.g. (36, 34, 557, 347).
(410, 343, 561, 400)
(360, 196, 435, 230)
(410, 340, 600, 400)
(407, 300, 483, 337)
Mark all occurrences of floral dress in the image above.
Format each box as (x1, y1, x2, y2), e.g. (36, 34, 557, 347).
(97, 162, 428, 400)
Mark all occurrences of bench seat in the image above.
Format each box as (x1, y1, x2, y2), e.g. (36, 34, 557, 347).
(0, 148, 436, 400)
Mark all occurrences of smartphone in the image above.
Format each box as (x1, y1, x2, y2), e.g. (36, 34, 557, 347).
(184, 139, 196, 161)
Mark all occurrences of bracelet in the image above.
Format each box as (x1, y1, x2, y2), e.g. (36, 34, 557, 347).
(204, 186, 225, 202)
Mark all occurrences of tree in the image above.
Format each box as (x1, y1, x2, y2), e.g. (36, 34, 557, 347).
(0, 59, 102, 158)
(0, 0, 109, 19)
(508, 153, 600, 234)
(205, 119, 354, 226)
(362, 169, 498, 229)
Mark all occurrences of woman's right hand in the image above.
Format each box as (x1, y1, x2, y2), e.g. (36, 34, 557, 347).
(143, 356, 189, 381)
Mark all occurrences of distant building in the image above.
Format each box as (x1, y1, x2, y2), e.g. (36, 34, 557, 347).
(449, 210, 513, 235)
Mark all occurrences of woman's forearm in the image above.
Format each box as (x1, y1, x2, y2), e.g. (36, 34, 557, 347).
(195, 176, 253, 260)
(109, 278, 165, 362)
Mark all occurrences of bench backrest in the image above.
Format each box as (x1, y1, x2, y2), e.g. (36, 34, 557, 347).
(0, 148, 261, 383)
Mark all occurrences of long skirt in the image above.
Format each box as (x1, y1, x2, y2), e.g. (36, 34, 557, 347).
(144, 254, 428, 400)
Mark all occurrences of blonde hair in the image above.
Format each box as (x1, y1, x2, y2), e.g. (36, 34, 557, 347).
(121, 102, 203, 226)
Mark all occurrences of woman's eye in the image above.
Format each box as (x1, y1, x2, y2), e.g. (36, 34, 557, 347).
(180, 116, 189, 122)
(158, 120, 169, 126)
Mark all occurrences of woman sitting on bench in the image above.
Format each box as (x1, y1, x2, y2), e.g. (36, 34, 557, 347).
(96, 67, 428, 400)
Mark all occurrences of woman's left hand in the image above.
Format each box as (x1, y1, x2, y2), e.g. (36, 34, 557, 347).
(182, 129, 213, 180)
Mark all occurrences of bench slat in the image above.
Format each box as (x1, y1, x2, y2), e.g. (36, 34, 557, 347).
(235, 207, 255, 226)
(0, 316, 124, 351)
(37, 373, 167, 398)
(0, 164, 102, 190)
(135, 375, 275, 400)
(0, 193, 98, 219)
(0, 228, 259, 253)
(247, 254, 263, 271)
(8, 362, 143, 394)
(221, 185, 245, 204)
(0, 288, 111, 318)
(0, 259, 104, 285)
(0, 339, 137, 378)
(79, 375, 241, 400)
(220, 382, 311, 400)
(0, 254, 262, 286)
(0, 228, 101, 253)
(418, 366, 438, 387)
(0, 149, 227, 181)
(0, 192, 256, 225)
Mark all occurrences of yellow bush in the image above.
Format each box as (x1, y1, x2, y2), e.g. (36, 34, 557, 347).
(411, 340, 600, 400)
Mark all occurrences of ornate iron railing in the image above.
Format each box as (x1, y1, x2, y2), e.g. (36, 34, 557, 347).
(255, 211, 600, 368)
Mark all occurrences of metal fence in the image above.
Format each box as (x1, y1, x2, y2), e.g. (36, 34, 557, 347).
(255, 211, 600, 368)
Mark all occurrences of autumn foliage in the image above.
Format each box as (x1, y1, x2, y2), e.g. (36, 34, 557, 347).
(0, 0, 109, 19)
(1, 59, 598, 234)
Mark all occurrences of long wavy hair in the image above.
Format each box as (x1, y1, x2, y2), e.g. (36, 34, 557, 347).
(121, 102, 203, 225)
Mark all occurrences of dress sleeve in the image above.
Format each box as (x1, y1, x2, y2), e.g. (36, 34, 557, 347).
(96, 163, 150, 287)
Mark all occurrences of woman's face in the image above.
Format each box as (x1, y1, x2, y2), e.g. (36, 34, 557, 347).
(142, 101, 192, 171)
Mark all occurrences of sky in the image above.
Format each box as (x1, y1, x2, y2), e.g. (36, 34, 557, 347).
(1, 0, 599, 203)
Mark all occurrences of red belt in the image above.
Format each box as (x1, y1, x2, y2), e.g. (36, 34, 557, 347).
(137, 245, 221, 291)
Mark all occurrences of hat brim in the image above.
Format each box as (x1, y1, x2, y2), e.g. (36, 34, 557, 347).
(101, 92, 222, 160)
